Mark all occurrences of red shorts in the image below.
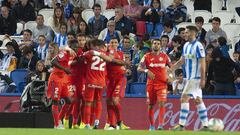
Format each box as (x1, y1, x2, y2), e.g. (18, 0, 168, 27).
(47, 73, 72, 101)
(106, 77, 126, 98)
(84, 84, 104, 102)
(146, 84, 167, 104)
(70, 76, 85, 100)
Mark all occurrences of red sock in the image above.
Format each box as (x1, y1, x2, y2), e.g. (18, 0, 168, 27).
(107, 104, 115, 126)
(72, 102, 80, 125)
(90, 105, 95, 126)
(95, 101, 102, 120)
(80, 100, 85, 123)
(64, 104, 73, 120)
(58, 104, 71, 120)
(52, 104, 59, 127)
(114, 103, 122, 122)
(158, 106, 165, 126)
(148, 107, 154, 126)
(84, 105, 91, 125)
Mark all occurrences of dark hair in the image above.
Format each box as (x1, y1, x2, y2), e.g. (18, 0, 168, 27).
(67, 31, 76, 37)
(37, 14, 44, 18)
(195, 16, 204, 23)
(152, 38, 161, 43)
(77, 33, 86, 37)
(217, 36, 227, 46)
(186, 25, 198, 34)
(38, 35, 46, 39)
(60, 23, 67, 29)
(22, 46, 33, 56)
(23, 29, 32, 35)
(68, 39, 78, 49)
(91, 39, 105, 47)
(161, 35, 169, 40)
(178, 27, 185, 35)
(110, 37, 119, 42)
(93, 3, 101, 9)
(175, 69, 183, 76)
(206, 44, 214, 50)
(150, 0, 161, 7)
(163, 21, 174, 29)
(172, 35, 182, 44)
(212, 17, 221, 24)
(211, 47, 223, 58)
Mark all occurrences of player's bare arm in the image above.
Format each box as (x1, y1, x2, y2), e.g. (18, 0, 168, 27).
(171, 56, 184, 71)
(51, 57, 71, 74)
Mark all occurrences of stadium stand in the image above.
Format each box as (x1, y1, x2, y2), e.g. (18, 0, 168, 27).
(191, 10, 212, 23)
(81, 9, 94, 23)
(102, 9, 115, 20)
(38, 8, 54, 26)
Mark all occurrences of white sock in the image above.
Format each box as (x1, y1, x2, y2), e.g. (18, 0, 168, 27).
(179, 102, 189, 126)
(197, 102, 208, 127)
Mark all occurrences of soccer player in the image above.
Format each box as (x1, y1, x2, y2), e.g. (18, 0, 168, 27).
(171, 26, 209, 131)
(138, 39, 171, 130)
(105, 38, 130, 130)
(47, 40, 78, 129)
(63, 34, 87, 129)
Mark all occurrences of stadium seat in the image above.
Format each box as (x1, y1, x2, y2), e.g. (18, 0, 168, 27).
(95, 0, 107, 11)
(81, 9, 94, 23)
(223, 23, 240, 40)
(136, 21, 146, 36)
(191, 10, 212, 23)
(38, 8, 54, 26)
(202, 23, 212, 31)
(176, 22, 195, 29)
(183, 0, 194, 21)
(10, 69, 28, 93)
(212, 0, 223, 13)
(16, 23, 24, 35)
(212, 11, 234, 26)
(24, 21, 37, 31)
(129, 82, 146, 96)
(102, 9, 115, 20)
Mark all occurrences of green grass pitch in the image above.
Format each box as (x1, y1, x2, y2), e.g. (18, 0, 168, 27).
(0, 128, 238, 135)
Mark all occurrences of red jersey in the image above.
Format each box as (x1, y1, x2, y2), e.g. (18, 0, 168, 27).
(70, 48, 86, 78)
(140, 52, 171, 85)
(107, 49, 126, 78)
(52, 50, 71, 75)
(83, 50, 107, 87)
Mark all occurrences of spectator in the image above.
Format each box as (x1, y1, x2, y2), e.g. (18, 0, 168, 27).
(168, 35, 183, 62)
(0, 6, 17, 36)
(45, 42, 59, 68)
(32, 14, 53, 42)
(0, 72, 16, 93)
(160, 35, 171, 54)
(77, 20, 90, 35)
(98, 20, 122, 44)
(195, 16, 207, 41)
(35, 35, 48, 60)
(0, 42, 17, 72)
(142, 0, 164, 24)
(67, 7, 83, 34)
(88, 3, 108, 38)
(205, 17, 227, 47)
(132, 42, 145, 82)
(124, 0, 143, 23)
(192, 0, 211, 12)
(205, 44, 214, 95)
(19, 29, 37, 51)
(19, 46, 39, 71)
(106, 0, 129, 9)
(110, 7, 134, 35)
(61, 0, 74, 19)
(232, 52, 240, 95)
(12, 0, 36, 23)
(177, 27, 187, 44)
(1, 0, 16, 13)
(217, 36, 230, 58)
(118, 36, 134, 57)
(208, 47, 236, 95)
(26, 60, 50, 84)
(67, 32, 76, 42)
(234, 39, 240, 53)
(165, 0, 187, 24)
(48, 6, 66, 34)
(54, 23, 68, 48)
(172, 68, 186, 95)
(161, 21, 177, 41)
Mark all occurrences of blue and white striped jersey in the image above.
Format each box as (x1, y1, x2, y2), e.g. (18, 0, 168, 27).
(182, 40, 205, 80)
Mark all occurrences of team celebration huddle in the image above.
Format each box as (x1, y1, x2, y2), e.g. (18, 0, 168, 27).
(47, 25, 209, 131)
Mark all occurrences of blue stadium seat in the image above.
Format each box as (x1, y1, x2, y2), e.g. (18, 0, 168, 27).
(10, 69, 28, 93)
(146, 22, 164, 38)
(129, 82, 146, 96)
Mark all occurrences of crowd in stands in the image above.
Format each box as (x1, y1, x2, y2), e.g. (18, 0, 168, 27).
(0, 0, 239, 96)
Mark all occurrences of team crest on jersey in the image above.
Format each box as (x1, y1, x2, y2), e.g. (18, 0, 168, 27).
(159, 57, 163, 61)
(58, 52, 64, 58)
(109, 50, 114, 54)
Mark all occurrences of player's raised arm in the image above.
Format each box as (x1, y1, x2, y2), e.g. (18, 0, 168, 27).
(51, 55, 71, 74)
